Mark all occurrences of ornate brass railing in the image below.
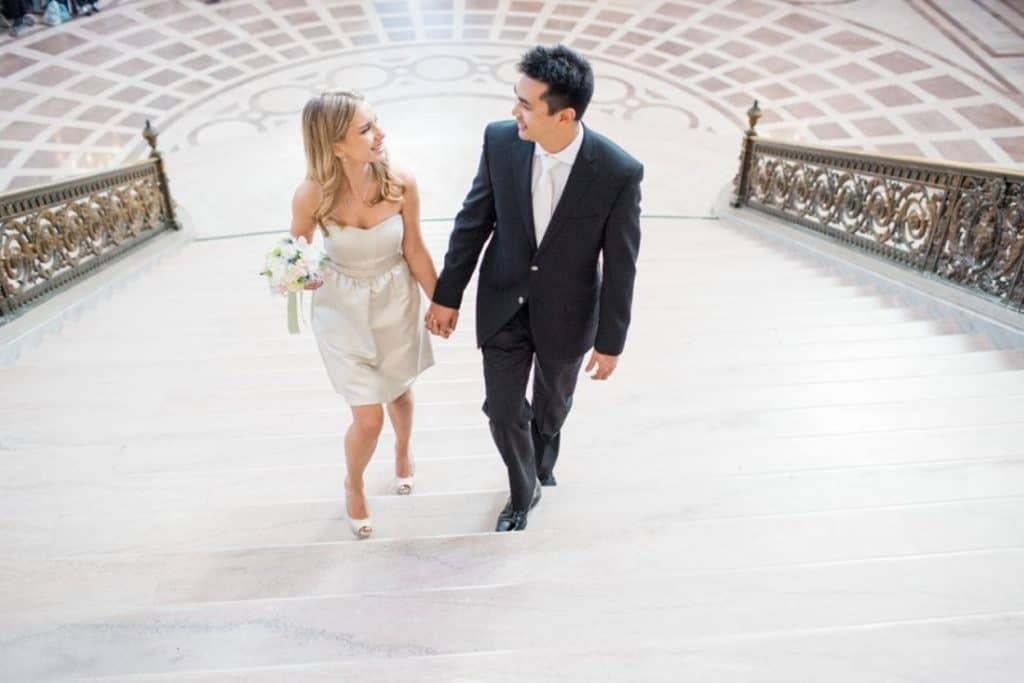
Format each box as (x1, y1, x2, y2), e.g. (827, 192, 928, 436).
(0, 122, 180, 323)
(732, 101, 1024, 312)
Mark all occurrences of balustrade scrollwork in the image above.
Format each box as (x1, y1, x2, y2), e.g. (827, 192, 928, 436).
(0, 122, 179, 322)
(732, 103, 1024, 312)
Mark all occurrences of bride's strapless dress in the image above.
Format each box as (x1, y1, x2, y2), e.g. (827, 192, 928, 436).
(311, 212, 434, 405)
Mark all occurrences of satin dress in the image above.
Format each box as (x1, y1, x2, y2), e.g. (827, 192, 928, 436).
(311, 213, 434, 405)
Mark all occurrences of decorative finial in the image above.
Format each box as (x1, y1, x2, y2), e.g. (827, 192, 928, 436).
(746, 100, 762, 136)
(143, 120, 159, 155)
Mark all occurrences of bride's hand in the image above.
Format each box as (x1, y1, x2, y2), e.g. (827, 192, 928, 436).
(304, 279, 324, 290)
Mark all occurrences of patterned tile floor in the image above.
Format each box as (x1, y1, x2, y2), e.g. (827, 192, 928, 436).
(1, 0, 1023, 192)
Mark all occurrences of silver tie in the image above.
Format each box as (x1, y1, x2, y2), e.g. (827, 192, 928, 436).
(532, 154, 558, 245)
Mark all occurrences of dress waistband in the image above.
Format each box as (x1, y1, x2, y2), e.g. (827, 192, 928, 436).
(321, 253, 405, 280)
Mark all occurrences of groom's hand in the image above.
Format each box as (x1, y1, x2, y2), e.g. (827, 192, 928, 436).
(585, 350, 618, 380)
(425, 302, 459, 338)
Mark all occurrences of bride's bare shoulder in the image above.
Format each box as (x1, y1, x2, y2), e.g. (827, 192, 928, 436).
(388, 162, 418, 195)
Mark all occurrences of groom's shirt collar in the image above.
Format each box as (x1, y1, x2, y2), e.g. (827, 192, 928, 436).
(534, 123, 585, 166)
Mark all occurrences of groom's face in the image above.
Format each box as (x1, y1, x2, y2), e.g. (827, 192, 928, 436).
(512, 75, 572, 143)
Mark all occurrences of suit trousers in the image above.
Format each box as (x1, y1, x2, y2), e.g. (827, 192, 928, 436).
(2, 0, 28, 20)
(481, 305, 585, 510)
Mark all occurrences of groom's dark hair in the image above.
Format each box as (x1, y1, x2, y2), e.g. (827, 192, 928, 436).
(517, 44, 594, 121)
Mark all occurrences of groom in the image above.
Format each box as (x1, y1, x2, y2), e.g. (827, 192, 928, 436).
(426, 45, 643, 532)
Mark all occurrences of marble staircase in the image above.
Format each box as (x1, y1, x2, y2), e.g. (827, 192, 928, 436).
(2, 216, 1024, 681)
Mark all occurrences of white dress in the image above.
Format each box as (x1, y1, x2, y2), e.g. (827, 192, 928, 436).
(311, 213, 434, 405)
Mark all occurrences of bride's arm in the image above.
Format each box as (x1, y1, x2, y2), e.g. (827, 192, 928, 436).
(397, 169, 439, 299)
(290, 179, 320, 244)
(290, 179, 324, 290)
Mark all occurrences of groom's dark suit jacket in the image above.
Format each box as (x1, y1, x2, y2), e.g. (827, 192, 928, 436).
(433, 120, 643, 361)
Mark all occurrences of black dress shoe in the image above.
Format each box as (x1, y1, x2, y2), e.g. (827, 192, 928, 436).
(495, 481, 542, 532)
(539, 472, 557, 487)
(495, 508, 528, 531)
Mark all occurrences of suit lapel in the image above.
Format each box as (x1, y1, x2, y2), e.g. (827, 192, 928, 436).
(511, 137, 538, 251)
(536, 129, 599, 257)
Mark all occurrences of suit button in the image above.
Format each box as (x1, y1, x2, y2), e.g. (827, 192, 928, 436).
(518, 296, 524, 304)
(530, 265, 539, 271)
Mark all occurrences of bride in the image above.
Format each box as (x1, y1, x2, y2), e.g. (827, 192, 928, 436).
(290, 91, 438, 539)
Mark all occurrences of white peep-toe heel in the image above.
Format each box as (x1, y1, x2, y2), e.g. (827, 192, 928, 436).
(347, 515, 373, 539)
(394, 476, 414, 495)
(344, 478, 373, 539)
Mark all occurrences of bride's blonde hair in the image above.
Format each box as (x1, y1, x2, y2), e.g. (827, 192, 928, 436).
(301, 91, 405, 233)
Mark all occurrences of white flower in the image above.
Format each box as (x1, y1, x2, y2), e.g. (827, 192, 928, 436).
(285, 263, 306, 282)
(279, 242, 299, 261)
(261, 234, 325, 296)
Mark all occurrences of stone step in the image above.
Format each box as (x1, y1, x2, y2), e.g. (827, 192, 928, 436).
(5, 495, 1024, 621)
(7, 318, 978, 369)
(73, 261, 857, 296)
(52, 276, 882, 334)
(7, 353, 1024, 424)
(31, 288, 920, 353)
(5, 416, 1020, 480)
(23, 290, 909, 345)
(4, 416, 1024, 534)
(0, 328, 1002, 388)
(6, 366, 1024, 428)
(3, 449, 1022, 558)
(41, 237, 854, 318)
(3, 549, 1022, 680)
(38, 311, 941, 351)
(80, 614, 1024, 683)
(7, 373, 1023, 444)
(669, 348, 1024, 385)
(55, 276, 877, 335)
(18, 312, 960, 384)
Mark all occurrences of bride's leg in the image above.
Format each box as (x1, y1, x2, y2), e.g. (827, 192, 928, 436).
(386, 390, 415, 479)
(344, 404, 384, 519)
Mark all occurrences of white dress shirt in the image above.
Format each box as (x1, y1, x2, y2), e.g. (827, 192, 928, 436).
(531, 123, 585, 242)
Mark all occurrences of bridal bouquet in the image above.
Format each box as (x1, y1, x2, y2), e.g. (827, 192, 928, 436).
(260, 236, 326, 333)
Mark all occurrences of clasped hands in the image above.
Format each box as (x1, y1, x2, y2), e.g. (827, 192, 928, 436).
(424, 302, 459, 339)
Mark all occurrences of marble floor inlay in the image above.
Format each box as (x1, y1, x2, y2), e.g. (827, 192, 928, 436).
(1, 0, 1024, 191)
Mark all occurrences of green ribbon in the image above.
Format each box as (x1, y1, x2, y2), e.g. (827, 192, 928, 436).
(287, 291, 299, 334)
